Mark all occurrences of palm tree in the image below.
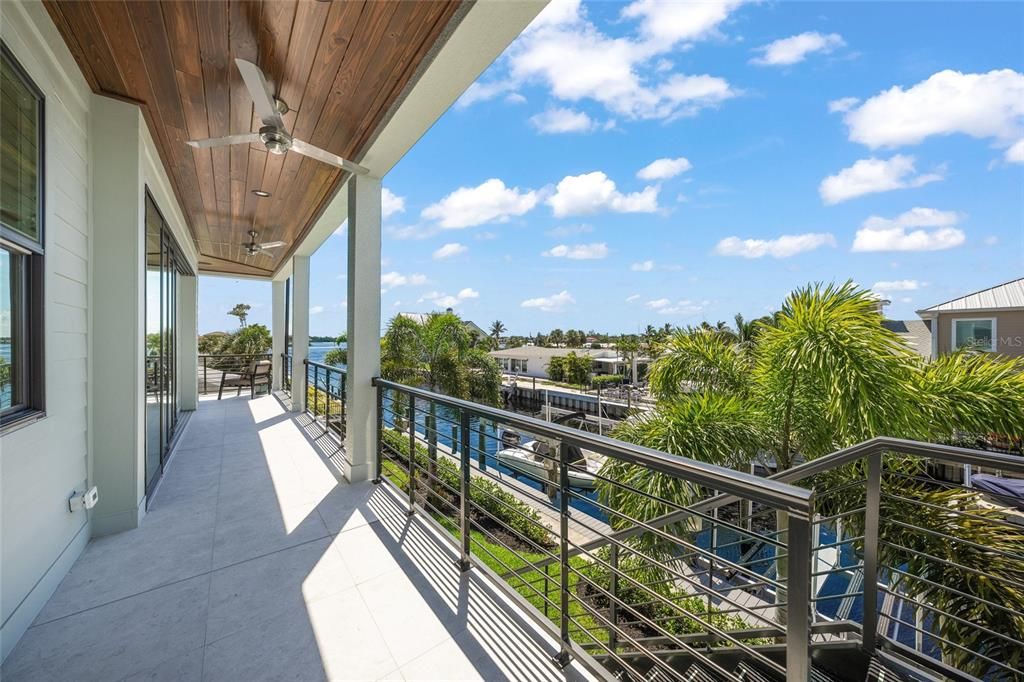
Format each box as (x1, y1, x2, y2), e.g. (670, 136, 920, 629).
(489, 320, 506, 345)
(382, 311, 502, 485)
(228, 303, 251, 327)
(600, 281, 1024, 654)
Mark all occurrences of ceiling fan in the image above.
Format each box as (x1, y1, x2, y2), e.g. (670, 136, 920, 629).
(186, 59, 368, 176)
(241, 230, 285, 257)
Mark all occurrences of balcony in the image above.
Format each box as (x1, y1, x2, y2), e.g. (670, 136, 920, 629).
(1, 394, 595, 681)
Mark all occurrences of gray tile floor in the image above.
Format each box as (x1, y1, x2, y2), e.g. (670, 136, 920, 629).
(3, 395, 596, 681)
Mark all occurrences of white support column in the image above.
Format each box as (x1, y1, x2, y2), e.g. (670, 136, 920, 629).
(90, 95, 146, 535)
(177, 274, 198, 411)
(344, 174, 382, 483)
(290, 256, 310, 412)
(271, 280, 286, 390)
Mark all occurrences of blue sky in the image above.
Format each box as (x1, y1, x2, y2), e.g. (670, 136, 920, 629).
(199, 0, 1023, 337)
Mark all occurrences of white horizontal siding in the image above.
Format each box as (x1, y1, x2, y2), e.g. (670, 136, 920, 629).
(1, 0, 92, 663)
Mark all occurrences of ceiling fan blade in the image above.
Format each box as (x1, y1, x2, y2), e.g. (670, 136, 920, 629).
(290, 138, 369, 175)
(187, 132, 261, 149)
(235, 58, 284, 129)
(258, 241, 286, 249)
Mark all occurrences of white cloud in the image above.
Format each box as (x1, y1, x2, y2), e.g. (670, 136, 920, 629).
(1006, 139, 1024, 164)
(983, 235, 1000, 246)
(852, 207, 966, 252)
(646, 297, 707, 315)
(530, 107, 598, 134)
(840, 69, 1024, 151)
(422, 179, 538, 229)
(468, 0, 741, 122)
(420, 287, 479, 309)
(309, 305, 325, 315)
(751, 32, 844, 66)
(548, 171, 659, 217)
(637, 156, 693, 180)
(505, 92, 527, 105)
(456, 79, 518, 108)
(432, 242, 468, 260)
(872, 279, 923, 292)
(828, 97, 859, 114)
(626, 294, 641, 303)
(714, 233, 837, 258)
(381, 271, 428, 292)
(631, 260, 655, 272)
(621, 0, 747, 47)
(382, 188, 405, 219)
(542, 242, 609, 260)
(545, 224, 593, 238)
(521, 290, 575, 313)
(819, 155, 944, 204)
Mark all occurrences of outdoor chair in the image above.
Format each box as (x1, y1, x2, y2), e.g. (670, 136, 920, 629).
(218, 358, 272, 399)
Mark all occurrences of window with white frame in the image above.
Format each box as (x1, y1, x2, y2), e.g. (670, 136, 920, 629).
(952, 318, 996, 352)
(1, 44, 45, 428)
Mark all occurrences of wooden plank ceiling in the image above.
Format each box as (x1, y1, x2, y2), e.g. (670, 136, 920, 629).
(44, 0, 462, 277)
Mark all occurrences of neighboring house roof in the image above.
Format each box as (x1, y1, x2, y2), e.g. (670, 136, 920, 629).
(882, 319, 932, 358)
(463, 320, 488, 338)
(917, 278, 1024, 314)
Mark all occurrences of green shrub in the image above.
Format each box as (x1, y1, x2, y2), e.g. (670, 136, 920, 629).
(381, 427, 552, 547)
(591, 374, 623, 387)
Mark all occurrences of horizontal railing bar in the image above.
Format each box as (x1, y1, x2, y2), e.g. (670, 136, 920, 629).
(878, 612, 1016, 675)
(879, 540, 1024, 591)
(375, 378, 813, 513)
(881, 491, 1024, 530)
(304, 359, 346, 372)
(883, 565, 1023, 619)
(878, 586, 1024, 649)
(882, 518, 1024, 561)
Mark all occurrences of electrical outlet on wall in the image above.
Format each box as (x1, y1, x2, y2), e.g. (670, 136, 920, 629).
(68, 486, 99, 512)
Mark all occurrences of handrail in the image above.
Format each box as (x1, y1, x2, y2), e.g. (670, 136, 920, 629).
(304, 358, 346, 372)
(374, 377, 813, 516)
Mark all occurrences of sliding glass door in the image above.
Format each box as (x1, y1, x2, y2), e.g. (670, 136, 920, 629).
(145, 192, 190, 496)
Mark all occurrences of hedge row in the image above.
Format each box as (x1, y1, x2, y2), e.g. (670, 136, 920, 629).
(381, 427, 553, 547)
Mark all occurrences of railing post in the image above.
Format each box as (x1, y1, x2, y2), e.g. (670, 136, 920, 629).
(609, 543, 619, 653)
(477, 418, 487, 471)
(555, 441, 572, 668)
(407, 392, 416, 516)
(313, 364, 320, 423)
(786, 511, 812, 682)
(202, 356, 207, 393)
(458, 408, 472, 572)
(862, 451, 882, 653)
(373, 384, 383, 483)
(341, 369, 347, 439)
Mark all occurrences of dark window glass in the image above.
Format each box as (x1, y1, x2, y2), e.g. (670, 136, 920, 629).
(1, 44, 44, 428)
(1, 46, 42, 249)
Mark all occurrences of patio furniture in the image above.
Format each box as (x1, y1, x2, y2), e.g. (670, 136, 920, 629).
(218, 359, 272, 399)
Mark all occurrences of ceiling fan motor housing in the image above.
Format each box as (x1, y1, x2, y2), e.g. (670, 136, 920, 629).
(259, 126, 292, 155)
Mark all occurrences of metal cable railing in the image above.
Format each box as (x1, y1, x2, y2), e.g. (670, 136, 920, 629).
(373, 378, 816, 682)
(303, 359, 346, 443)
(281, 352, 292, 393)
(198, 353, 272, 395)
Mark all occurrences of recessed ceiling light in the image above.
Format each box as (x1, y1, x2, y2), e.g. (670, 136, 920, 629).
(252, 189, 271, 198)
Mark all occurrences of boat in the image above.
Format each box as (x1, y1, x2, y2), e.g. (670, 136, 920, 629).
(496, 430, 601, 489)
